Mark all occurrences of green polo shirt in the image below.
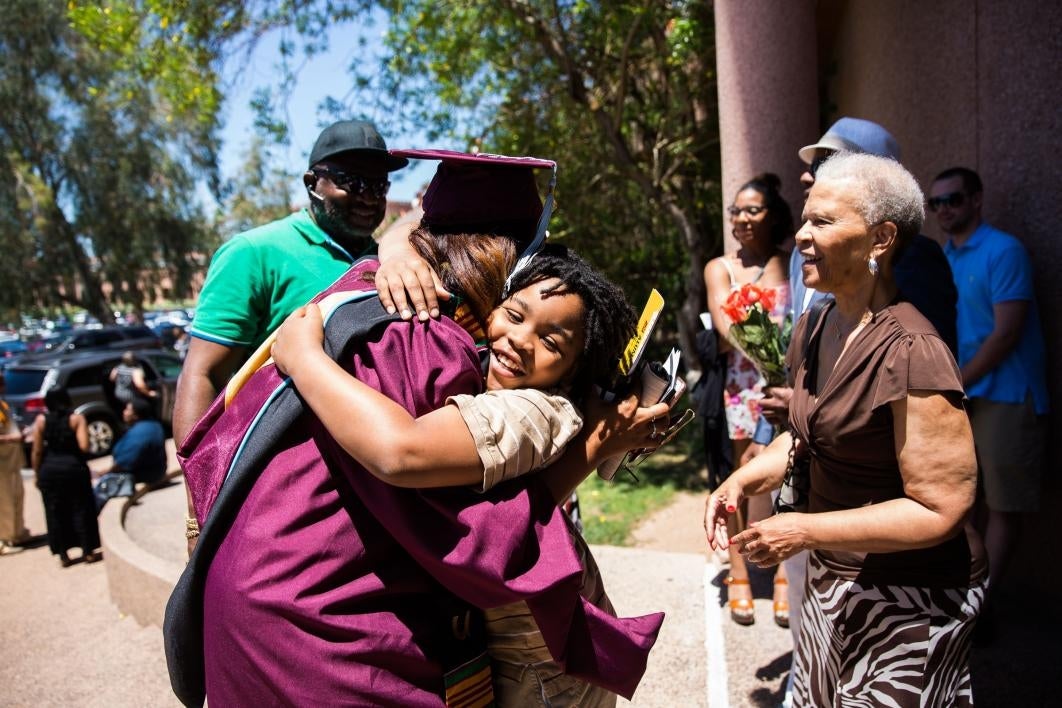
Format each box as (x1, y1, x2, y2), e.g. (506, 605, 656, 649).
(191, 209, 373, 356)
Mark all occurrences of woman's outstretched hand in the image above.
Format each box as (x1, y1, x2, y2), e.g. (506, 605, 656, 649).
(272, 304, 326, 378)
(704, 478, 744, 551)
(729, 514, 808, 568)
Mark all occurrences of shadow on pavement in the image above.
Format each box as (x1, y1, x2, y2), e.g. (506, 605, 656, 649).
(970, 582, 1055, 706)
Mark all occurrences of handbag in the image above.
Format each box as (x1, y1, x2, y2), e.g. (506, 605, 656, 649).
(773, 297, 831, 515)
(774, 433, 810, 514)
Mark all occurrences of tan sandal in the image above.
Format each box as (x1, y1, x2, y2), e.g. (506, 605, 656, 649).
(773, 576, 789, 628)
(725, 576, 755, 626)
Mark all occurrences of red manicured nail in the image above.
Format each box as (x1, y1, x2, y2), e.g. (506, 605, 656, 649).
(726, 505, 736, 513)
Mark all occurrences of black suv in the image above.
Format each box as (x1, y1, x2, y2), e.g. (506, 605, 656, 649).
(3, 349, 181, 457)
(15, 325, 160, 365)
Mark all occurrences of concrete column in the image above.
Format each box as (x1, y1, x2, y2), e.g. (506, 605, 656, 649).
(714, 0, 819, 252)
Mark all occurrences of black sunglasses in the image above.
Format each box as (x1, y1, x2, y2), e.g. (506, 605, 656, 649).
(927, 192, 966, 212)
(809, 154, 829, 178)
(315, 168, 390, 199)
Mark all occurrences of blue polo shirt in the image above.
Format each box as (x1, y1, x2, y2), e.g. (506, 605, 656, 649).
(944, 223, 1049, 414)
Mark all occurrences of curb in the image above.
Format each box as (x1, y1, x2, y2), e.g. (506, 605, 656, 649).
(99, 470, 184, 628)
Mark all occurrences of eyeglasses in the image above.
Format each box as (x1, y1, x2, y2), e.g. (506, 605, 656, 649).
(727, 205, 767, 218)
(927, 192, 966, 212)
(315, 168, 390, 199)
(809, 154, 830, 178)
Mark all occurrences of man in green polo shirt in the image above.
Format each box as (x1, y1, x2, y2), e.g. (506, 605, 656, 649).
(173, 120, 408, 447)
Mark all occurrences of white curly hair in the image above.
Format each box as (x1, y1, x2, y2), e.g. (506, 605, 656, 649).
(814, 152, 925, 246)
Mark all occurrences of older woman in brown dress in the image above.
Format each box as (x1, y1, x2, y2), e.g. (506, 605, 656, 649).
(705, 153, 984, 707)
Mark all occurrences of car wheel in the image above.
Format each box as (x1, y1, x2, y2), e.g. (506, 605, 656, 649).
(86, 415, 117, 457)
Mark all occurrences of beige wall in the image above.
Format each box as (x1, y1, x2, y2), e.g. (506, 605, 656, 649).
(823, 0, 1062, 598)
(715, 0, 819, 254)
(715, 0, 1061, 601)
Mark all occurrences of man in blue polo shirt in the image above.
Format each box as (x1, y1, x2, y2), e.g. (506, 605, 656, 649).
(931, 166, 1049, 616)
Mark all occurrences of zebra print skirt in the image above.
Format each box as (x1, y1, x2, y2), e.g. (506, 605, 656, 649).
(792, 551, 985, 707)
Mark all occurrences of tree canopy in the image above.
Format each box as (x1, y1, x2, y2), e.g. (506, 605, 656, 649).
(0, 0, 222, 322)
(372, 1, 721, 359)
(12, 0, 722, 365)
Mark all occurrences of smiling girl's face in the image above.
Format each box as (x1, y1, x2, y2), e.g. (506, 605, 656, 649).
(484, 278, 586, 392)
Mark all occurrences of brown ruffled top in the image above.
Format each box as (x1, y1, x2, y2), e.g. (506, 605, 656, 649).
(787, 300, 985, 588)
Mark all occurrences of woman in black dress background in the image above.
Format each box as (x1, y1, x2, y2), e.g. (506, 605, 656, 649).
(31, 387, 101, 566)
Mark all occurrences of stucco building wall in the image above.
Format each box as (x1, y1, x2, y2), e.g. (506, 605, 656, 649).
(715, 0, 819, 252)
(715, 0, 1061, 600)
(823, 0, 1061, 598)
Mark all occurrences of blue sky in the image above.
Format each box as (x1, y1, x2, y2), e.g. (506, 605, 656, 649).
(216, 22, 438, 205)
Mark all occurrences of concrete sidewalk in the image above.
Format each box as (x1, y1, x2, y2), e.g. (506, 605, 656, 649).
(1, 468, 1053, 706)
(114, 474, 720, 705)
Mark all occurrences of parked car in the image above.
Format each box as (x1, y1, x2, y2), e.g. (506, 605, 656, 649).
(2, 349, 182, 457)
(15, 325, 160, 364)
(0, 339, 27, 362)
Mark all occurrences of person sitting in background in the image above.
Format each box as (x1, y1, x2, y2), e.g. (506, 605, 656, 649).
(94, 397, 167, 511)
(173, 327, 190, 360)
(706, 153, 983, 707)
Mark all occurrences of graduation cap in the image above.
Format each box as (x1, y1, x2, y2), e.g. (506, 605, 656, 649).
(389, 149, 557, 285)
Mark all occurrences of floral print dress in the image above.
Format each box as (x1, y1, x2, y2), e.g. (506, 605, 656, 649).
(719, 259, 789, 440)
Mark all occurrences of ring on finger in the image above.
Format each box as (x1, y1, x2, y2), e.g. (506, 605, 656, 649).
(650, 417, 659, 440)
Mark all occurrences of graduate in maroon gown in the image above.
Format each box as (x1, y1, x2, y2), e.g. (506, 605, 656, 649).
(170, 153, 663, 706)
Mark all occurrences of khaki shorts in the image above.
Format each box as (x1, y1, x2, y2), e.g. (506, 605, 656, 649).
(968, 396, 1046, 513)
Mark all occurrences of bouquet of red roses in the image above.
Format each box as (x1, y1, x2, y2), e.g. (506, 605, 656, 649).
(721, 283, 791, 387)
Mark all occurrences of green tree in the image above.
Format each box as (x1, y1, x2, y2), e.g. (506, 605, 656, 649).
(215, 136, 295, 237)
(59, 1, 723, 364)
(364, 1, 721, 363)
(0, 0, 219, 321)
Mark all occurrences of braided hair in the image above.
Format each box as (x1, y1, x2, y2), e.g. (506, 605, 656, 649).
(505, 244, 637, 403)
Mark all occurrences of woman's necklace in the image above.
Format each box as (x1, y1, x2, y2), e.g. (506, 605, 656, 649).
(829, 309, 873, 342)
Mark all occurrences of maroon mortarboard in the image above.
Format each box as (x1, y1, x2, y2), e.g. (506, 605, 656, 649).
(389, 149, 556, 260)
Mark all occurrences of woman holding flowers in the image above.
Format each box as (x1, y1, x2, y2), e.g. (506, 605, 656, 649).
(703, 173, 792, 626)
(705, 154, 983, 707)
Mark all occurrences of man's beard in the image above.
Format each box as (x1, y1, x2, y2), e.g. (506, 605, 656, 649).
(941, 212, 974, 235)
(310, 196, 375, 251)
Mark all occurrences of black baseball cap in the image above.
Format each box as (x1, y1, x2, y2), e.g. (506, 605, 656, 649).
(308, 120, 409, 172)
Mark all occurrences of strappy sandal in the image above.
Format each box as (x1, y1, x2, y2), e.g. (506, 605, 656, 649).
(773, 576, 789, 628)
(725, 576, 755, 626)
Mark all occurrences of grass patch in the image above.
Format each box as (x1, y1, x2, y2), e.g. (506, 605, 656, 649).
(577, 420, 707, 546)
